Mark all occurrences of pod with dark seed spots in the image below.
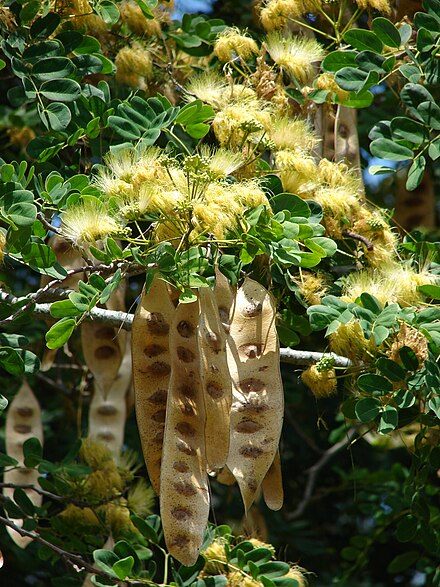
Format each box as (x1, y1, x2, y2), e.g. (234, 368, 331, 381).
(160, 296, 209, 567)
(199, 285, 232, 471)
(3, 381, 43, 548)
(226, 277, 284, 513)
(262, 450, 284, 511)
(132, 275, 176, 494)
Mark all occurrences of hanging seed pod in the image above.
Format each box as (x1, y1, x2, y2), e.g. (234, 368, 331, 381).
(262, 450, 283, 511)
(88, 335, 132, 456)
(226, 277, 284, 513)
(3, 381, 43, 548)
(41, 236, 84, 371)
(160, 295, 209, 567)
(132, 275, 176, 494)
(198, 286, 232, 472)
(216, 465, 237, 486)
(213, 267, 236, 335)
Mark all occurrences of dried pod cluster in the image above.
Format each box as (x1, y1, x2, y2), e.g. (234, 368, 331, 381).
(132, 272, 284, 565)
(3, 381, 43, 548)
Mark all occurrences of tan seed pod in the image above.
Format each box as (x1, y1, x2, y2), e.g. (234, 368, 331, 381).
(88, 334, 132, 456)
(213, 267, 236, 334)
(3, 381, 43, 548)
(226, 277, 284, 513)
(198, 286, 232, 472)
(132, 275, 176, 494)
(160, 295, 209, 567)
(262, 450, 283, 511)
(215, 465, 237, 486)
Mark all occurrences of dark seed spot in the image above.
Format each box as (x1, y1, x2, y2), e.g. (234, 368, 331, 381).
(94, 326, 115, 339)
(173, 481, 197, 496)
(239, 445, 264, 458)
(94, 345, 116, 360)
(247, 478, 258, 492)
(178, 399, 196, 416)
(146, 312, 169, 336)
(153, 430, 164, 444)
(239, 378, 265, 394)
(148, 362, 171, 377)
(144, 344, 166, 358)
(152, 409, 166, 423)
(176, 421, 196, 437)
(16, 407, 33, 418)
(239, 343, 263, 359)
(14, 424, 31, 434)
(177, 346, 195, 363)
(97, 405, 117, 416)
(171, 507, 193, 521)
(179, 385, 195, 398)
(148, 389, 167, 404)
(242, 302, 262, 318)
(207, 382, 224, 399)
(235, 419, 262, 433)
(177, 321, 194, 338)
(238, 399, 269, 414)
(176, 439, 195, 456)
(170, 534, 191, 548)
(259, 366, 269, 372)
(98, 431, 115, 441)
(173, 461, 190, 473)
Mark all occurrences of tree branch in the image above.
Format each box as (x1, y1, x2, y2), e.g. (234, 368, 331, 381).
(287, 427, 358, 520)
(0, 290, 353, 366)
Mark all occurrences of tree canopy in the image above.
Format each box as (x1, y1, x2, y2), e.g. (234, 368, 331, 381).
(0, 1, 439, 586)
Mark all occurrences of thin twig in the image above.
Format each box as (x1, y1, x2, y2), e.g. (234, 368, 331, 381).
(287, 427, 358, 520)
(0, 484, 121, 509)
(342, 230, 374, 251)
(37, 212, 62, 235)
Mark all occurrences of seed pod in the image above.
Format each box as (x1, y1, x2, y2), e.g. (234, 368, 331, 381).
(3, 381, 43, 548)
(132, 275, 175, 494)
(88, 335, 132, 456)
(226, 277, 284, 513)
(213, 267, 236, 335)
(198, 286, 232, 471)
(262, 450, 283, 511)
(41, 236, 84, 371)
(216, 465, 237, 486)
(160, 296, 209, 567)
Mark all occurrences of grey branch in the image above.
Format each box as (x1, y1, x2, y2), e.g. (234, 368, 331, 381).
(0, 289, 352, 367)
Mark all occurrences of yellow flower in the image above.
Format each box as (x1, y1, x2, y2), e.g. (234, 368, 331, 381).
(199, 145, 245, 178)
(275, 150, 318, 195)
(354, 0, 391, 14)
(315, 73, 350, 102)
(120, 0, 162, 36)
(214, 27, 259, 62)
(301, 364, 337, 398)
(126, 479, 155, 517)
(186, 72, 229, 110)
(60, 199, 120, 247)
(201, 539, 228, 575)
(265, 32, 324, 84)
(285, 566, 308, 587)
(294, 271, 329, 305)
(115, 43, 153, 90)
(329, 321, 377, 363)
(58, 0, 107, 32)
(270, 116, 318, 151)
(213, 102, 272, 147)
(260, 0, 321, 31)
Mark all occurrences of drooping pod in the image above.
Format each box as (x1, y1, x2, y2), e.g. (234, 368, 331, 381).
(88, 335, 132, 456)
(160, 295, 209, 567)
(226, 277, 284, 513)
(262, 450, 284, 511)
(3, 381, 43, 548)
(132, 274, 176, 494)
(198, 286, 232, 472)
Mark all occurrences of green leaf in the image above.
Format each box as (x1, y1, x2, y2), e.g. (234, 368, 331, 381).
(370, 138, 413, 161)
(322, 51, 357, 72)
(45, 318, 76, 349)
(428, 396, 440, 419)
(40, 79, 81, 102)
(372, 18, 401, 48)
(355, 51, 388, 74)
(39, 102, 72, 131)
(7, 202, 37, 228)
(396, 516, 418, 543)
(387, 551, 419, 574)
(97, 1, 120, 25)
(13, 488, 36, 516)
(390, 117, 427, 145)
(68, 292, 91, 313)
(179, 288, 198, 303)
(23, 437, 43, 467)
(399, 64, 420, 83)
(130, 514, 159, 543)
(112, 556, 134, 580)
(30, 12, 61, 39)
(93, 549, 119, 577)
(0, 347, 24, 375)
(32, 57, 75, 82)
(376, 358, 406, 381)
(50, 300, 82, 318)
(360, 293, 382, 314)
(355, 398, 381, 422)
(357, 373, 393, 394)
(257, 562, 290, 579)
(108, 115, 142, 140)
(401, 83, 434, 112)
(417, 101, 440, 130)
(428, 137, 440, 160)
(343, 90, 374, 108)
(0, 453, 18, 466)
(0, 395, 8, 412)
(418, 284, 440, 299)
(344, 29, 383, 53)
(0, 59, 5, 71)
(399, 23, 412, 44)
(399, 346, 419, 370)
(377, 405, 398, 434)
(336, 68, 369, 92)
(406, 156, 426, 191)
(393, 389, 415, 409)
(270, 193, 310, 216)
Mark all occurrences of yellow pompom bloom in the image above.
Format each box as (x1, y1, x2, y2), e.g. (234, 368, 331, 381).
(126, 479, 155, 516)
(59, 505, 101, 529)
(214, 27, 259, 62)
(295, 271, 329, 306)
(285, 566, 308, 587)
(318, 159, 361, 192)
(186, 72, 229, 110)
(115, 43, 153, 90)
(315, 73, 350, 102)
(265, 32, 324, 84)
(201, 539, 228, 575)
(302, 364, 337, 398)
(354, 0, 391, 14)
(120, 0, 162, 36)
(200, 146, 245, 178)
(275, 150, 318, 195)
(260, 0, 320, 31)
(213, 102, 272, 147)
(60, 199, 120, 248)
(329, 321, 378, 363)
(58, 0, 107, 32)
(270, 116, 318, 151)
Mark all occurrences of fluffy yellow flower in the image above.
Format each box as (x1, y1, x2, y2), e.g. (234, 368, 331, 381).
(302, 364, 337, 398)
(115, 43, 153, 90)
(275, 150, 318, 195)
(213, 102, 272, 147)
(126, 479, 155, 517)
(329, 321, 378, 363)
(58, 0, 107, 32)
(201, 539, 228, 575)
(214, 27, 259, 62)
(265, 32, 324, 84)
(186, 72, 229, 110)
(60, 199, 120, 248)
(120, 0, 162, 35)
(295, 271, 329, 305)
(200, 146, 245, 178)
(315, 73, 350, 102)
(354, 0, 391, 13)
(270, 116, 318, 151)
(260, 0, 321, 31)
